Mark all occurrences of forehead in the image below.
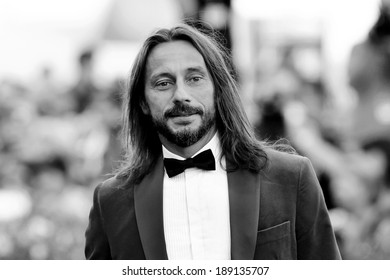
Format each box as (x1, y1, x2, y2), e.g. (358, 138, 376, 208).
(145, 40, 208, 76)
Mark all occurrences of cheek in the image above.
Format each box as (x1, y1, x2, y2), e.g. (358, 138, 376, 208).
(144, 95, 167, 117)
(201, 87, 216, 111)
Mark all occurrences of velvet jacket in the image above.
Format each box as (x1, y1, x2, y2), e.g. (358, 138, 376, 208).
(85, 149, 341, 260)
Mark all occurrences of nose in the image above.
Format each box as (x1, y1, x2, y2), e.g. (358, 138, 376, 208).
(172, 81, 191, 103)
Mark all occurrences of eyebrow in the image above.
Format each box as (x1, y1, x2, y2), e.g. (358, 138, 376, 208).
(148, 72, 175, 84)
(186, 66, 209, 76)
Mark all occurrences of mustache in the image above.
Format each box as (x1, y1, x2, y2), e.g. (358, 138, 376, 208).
(164, 103, 203, 118)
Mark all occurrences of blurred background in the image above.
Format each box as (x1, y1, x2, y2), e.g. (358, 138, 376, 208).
(0, 0, 389, 259)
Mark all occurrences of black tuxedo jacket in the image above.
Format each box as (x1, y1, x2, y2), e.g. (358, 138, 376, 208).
(85, 149, 341, 259)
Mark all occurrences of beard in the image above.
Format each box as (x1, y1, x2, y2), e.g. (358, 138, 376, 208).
(151, 103, 215, 147)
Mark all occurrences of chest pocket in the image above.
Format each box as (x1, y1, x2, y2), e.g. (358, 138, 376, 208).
(254, 221, 292, 260)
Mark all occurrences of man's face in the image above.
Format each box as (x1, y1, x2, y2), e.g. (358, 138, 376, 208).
(143, 40, 216, 147)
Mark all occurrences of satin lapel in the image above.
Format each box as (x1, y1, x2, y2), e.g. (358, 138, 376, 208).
(227, 162, 261, 260)
(134, 157, 168, 260)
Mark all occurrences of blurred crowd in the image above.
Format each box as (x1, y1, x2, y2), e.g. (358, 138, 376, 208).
(0, 0, 390, 260)
(253, 4, 390, 259)
(0, 49, 123, 259)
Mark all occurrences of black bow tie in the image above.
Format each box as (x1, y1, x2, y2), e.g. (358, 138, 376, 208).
(163, 149, 216, 178)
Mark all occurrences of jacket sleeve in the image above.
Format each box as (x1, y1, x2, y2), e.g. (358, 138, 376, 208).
(296, 157, 341, 259)
(85, 184, 112, 259)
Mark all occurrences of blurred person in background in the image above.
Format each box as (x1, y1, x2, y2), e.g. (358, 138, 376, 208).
(346, 3, 390, 259)
(85, 23, 340, 260)
(69, 49, 99, 114)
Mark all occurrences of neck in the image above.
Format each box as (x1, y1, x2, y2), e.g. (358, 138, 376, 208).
(159, 128, 217, 158)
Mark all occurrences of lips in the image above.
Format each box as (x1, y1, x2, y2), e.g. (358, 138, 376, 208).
(170, 113, 196, 117)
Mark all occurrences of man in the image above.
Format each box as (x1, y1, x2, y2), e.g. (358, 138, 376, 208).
(85, 23, 341, 260)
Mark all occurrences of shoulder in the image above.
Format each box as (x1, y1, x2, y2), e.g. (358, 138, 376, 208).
(93, 176, 129, 201)
(264, 148, 309, 173)
(262, 148, 313, 184)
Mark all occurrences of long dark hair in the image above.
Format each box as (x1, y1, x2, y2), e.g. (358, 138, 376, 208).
(117, 23, 268, 184)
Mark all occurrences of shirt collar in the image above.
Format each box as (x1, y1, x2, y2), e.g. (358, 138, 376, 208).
(162, 132, 221, 160)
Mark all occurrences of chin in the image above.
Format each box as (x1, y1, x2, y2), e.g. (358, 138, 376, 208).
(170, 127, 198, 138)
(169, 121, 201, 133)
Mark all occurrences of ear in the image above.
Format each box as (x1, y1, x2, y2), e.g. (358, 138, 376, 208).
(140, 99, 150, 115)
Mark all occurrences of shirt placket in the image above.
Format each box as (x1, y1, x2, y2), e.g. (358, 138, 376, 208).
(185, 169, 205, 259)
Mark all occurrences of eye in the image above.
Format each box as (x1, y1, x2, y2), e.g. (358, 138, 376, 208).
(188, 76, 203, 84)
(155, 80, 173, 90)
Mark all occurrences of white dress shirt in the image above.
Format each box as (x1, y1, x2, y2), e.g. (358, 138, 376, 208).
(162, 133, 231, 260)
